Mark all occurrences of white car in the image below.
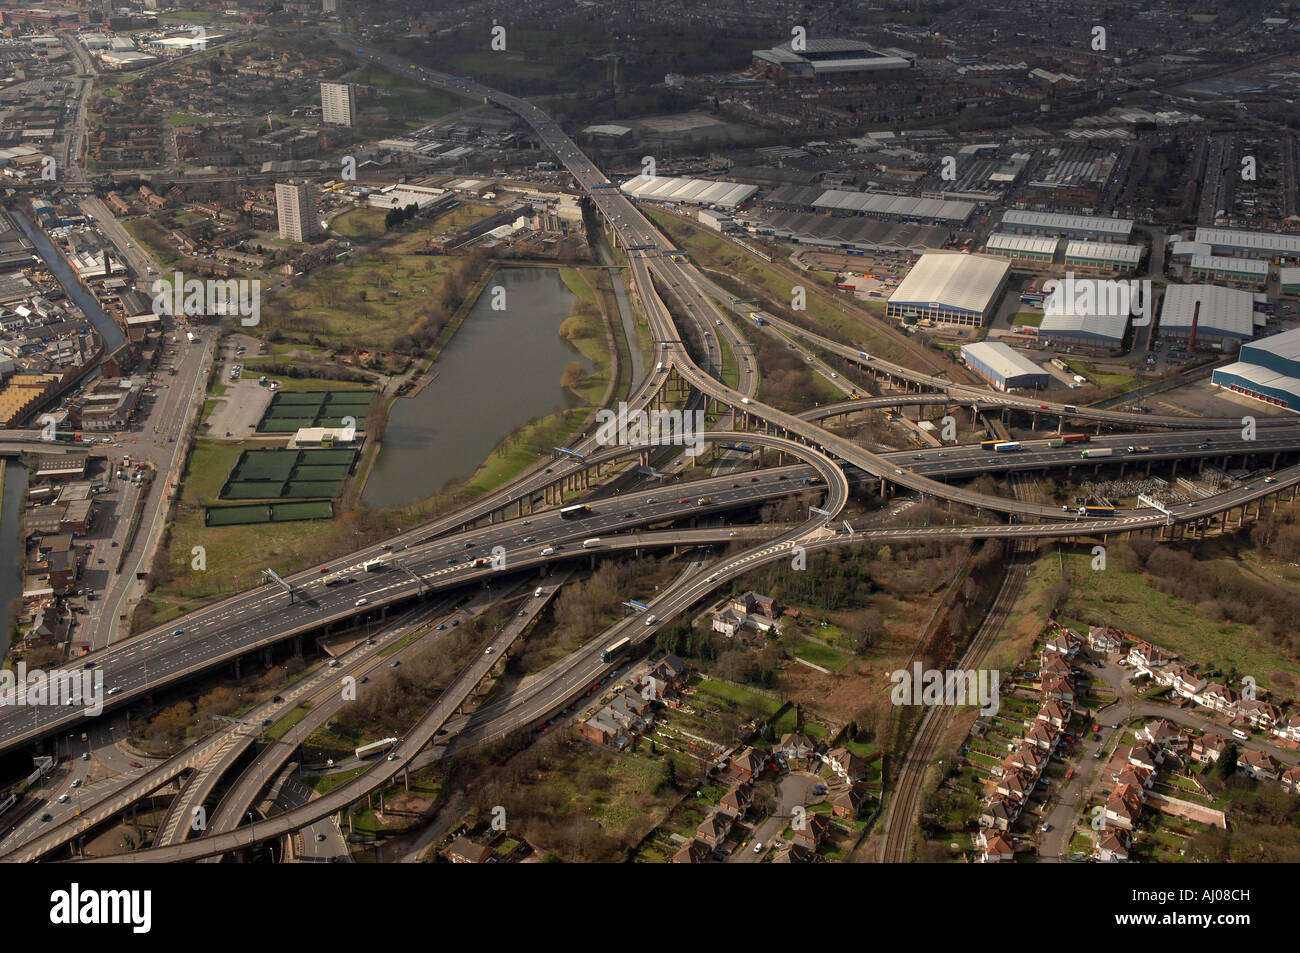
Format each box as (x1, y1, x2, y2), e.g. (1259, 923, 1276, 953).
(752, 841, 763, 853)
(484, 647, 494, 655)
(354, 597, 368, 607)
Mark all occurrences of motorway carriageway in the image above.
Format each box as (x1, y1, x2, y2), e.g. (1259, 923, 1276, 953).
(65, 452, 1300, 863)
(0, 435, 843, 755)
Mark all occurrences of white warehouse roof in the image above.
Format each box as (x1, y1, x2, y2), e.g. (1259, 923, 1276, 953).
(889, 252, 1010, 315)
(811, 189, 974, 223)
(1194, 227, 1300, 257)
(1002, 209, 1133, 239)
(1065, 241, 1142, 265)
(1039, 310, 1130, 342)
(1189, 254, 1268, 276)
(620, 176, 757, 209)
(985, 233, 1058, 255)
(1159, 284, 1257, 338)
(960, 341, 1046, 380)
(1280, 267, 1300, 286)
(1243, 326, 1300, 362)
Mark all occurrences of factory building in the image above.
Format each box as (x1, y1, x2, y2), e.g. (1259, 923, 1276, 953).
(983, 233, 1058, 263)
(754, 209, 949, 255)
(619, 176, 756, 210)
(959, 341, 1050, 391)
(1001, 209, 1133, 244)
(1193, 227, 1300, 261)
(1037, 311, 1130, 350)
(1064, 241, 1142, 275)
(1280, 267, 1300, 295)
(1158, 284, 1259, 352)
(1188, 254, 1269, 286)
(1212, 326, 1300, 413)
(886, 252, 1010, 328)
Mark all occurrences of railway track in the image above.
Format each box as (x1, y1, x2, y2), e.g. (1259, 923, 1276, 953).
(881, 530, 1034, 862)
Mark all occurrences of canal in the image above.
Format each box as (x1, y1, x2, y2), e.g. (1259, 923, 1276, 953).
(12, 207, 126, 353)
(362, 267, 595, 509)
(0, 462, 28, 658)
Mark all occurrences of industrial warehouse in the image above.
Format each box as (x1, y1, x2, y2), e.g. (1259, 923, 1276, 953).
(959, 341, 1050, 391)
(1193, 226, 1300, 261)
(763, 184, 975, 225)
(1064, 241, 1143, 274)
(984, 233, 1057, 263)
(618, 176, 757, 209)
(1000, 209, 1134, 244)
(885, 252, 1010, 327)
(1212, 326, 1300, 413)
(1037, 310, 1130, 350)
(753, 210, 949, 255)
(1158, 284, 1260, 351)
(1188, 254, 1269, 285)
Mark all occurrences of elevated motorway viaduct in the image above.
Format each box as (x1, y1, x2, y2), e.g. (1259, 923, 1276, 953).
(0, 432, 846, 757)
(55, 461, 1300, 863)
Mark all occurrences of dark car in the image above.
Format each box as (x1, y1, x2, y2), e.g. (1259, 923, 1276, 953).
(272, 695, 283, 703)
(40, 813, 52, 823)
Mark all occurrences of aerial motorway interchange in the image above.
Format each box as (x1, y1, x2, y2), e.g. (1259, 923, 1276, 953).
(6, 54, 1300, 870)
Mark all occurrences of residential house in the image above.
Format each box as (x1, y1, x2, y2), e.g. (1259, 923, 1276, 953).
(1004, 742, 1049, 776)
(1172, 668, 1208, 700)
(1128, 640, 1171, 671)
(975, 829, 1014, 863)
(649, 654, 688, 694)
(1191, 733, 1227, 764)
(778, 732, 816, 762)
(1237, 748, 1282, 782)
(1194, 683, 1234, 713)
(1273, 714, 1300, 744)
(1044, 629, 1081, 657)
(792, 812, 832, 850)
(996, 768, 1035, 803)
(1128, 744, 1163, 772)
(579, 713, 620, 747)
(718, 782, 753, 818)
(695, 810, 733, 845)
(1137, 719, 1185, 751)
(1281, 764, 1300, 795)
(979, 794, 1021, 830)
(1095, 829, 1130, 863)
(1237, 699, 1281, 731)
(1104, 783, 1144, 830)
(824, 746, 867, 783)
(832, 785, 867, 819)
(771, 842, 815, 863)
(1115, 765, 1154, 791)
(1036, 699, 1070, 730)
(1088, 625, 1124, 655)
(444, 838, 495, 863)
(1040, 652, 1070, 678)
(730, 746, 766, 782)
(1025, 722, 1058, 752)
(1040, 673, 1075, 706)
(672, 838, 713, 863)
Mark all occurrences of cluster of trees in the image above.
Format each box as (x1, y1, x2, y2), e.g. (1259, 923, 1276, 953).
(401, 250, 493, 351)
(383, 202, 420, 231)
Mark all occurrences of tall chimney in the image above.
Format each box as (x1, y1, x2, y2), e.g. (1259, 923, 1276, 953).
(1188, 300, 1200, 352)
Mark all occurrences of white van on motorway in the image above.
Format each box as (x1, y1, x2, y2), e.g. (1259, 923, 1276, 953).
(582, 538, 601, 548)
(644, 615, 658, 626)
(541, 547, 556, 556)
(534, 586, 544, 598)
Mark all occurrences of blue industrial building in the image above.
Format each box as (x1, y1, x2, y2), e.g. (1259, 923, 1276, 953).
(959, 341, 1050, 391)
(1212, 327, 1300, 413)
